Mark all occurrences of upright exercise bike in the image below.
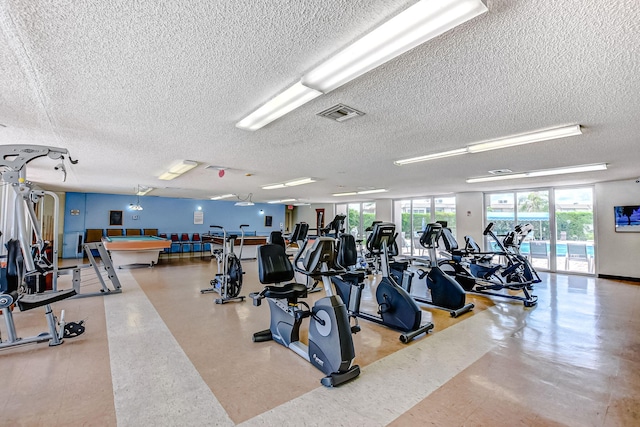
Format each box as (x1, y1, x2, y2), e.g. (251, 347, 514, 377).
(332, 222, 434, 343)
(250, 238, 360, 387)
(200, 225, 247, 304)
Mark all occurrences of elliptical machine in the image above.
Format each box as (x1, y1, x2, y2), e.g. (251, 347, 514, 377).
(250, 238, 360, 387)
(200, 225, 247, 304)
(332, 222, 434, 343)
(406, 223, 474, 317)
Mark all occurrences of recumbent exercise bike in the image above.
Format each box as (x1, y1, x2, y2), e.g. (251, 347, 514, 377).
(250, 237, 360, 387)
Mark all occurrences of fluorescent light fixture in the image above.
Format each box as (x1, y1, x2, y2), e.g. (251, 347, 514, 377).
(136, 187, 153, 196)
(465, 173, 529, 183)
(466, 163, 607, 183)
(395, 124, 582, 166)
(285, 177, 315, 187)
(467, 125, 583, 153)
(159, 160, 198, 180)
(159, 171, 179, 180)
(302, 0, 488, 93)
(262, 184, 286, 190)
(293, 202, 311, 206)
(333, 189, 387, 196)
(210, 194, 235, 200)
(262, 177, 316, 190)
(357, 189, 387, 195)
(395, 148, 467, 166)
(268, 198, 296, 204)
(236, 82, 322, 131)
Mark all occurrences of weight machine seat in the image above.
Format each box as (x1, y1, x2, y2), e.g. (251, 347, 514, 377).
(16, 288, 77, 312)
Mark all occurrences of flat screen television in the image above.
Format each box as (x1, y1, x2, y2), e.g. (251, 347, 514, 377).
(614, 205, 640, 232)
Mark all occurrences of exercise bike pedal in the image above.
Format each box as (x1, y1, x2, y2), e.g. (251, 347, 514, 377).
(350, 325, 361, 334)
(64, 320, 86, 338)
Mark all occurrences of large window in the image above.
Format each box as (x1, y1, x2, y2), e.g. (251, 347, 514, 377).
(336, 202, 376, 243)
(484, 187, 594, 274)
(393, 196, 456, 256)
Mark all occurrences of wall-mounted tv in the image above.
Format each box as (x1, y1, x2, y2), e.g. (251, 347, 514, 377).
(614, 205, 640, 232)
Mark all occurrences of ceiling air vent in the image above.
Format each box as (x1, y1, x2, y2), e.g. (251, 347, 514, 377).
(317, 104, 365, 122)
(488, 169, 513, 175)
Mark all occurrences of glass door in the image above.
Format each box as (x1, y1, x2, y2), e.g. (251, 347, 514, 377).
(434, 196, 457, 237)
(396, 199, 413, 256)
(411, 198, 430, 256)
(347, 203, 361, 238)
(555, 187, 595, 274)
(516, 190, 550, 270)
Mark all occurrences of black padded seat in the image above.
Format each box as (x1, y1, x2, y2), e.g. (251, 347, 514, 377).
(263, 283, 308, 300)
(342, 271, 366, 284)
(259, 244, 295, 283)
(17, 288, 77, 311)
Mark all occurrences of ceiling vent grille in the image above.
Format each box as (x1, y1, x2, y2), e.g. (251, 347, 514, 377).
(488, 169, 513, 175)
(317, 104, 365, 122)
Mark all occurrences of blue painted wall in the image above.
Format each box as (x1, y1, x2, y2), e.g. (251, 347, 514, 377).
(62, 192, 285, 257)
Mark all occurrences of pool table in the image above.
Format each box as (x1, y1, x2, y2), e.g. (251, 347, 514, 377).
(202, 235, 267, 259)
(102, 235, 171, 268)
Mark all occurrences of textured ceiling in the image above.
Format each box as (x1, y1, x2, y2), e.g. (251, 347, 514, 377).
(1, 0, 639, 203)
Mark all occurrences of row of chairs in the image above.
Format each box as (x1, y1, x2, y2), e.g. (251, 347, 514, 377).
(159, 233, 210, 256)
(528, 241, 594, 272)
(85, 228, 158, 242)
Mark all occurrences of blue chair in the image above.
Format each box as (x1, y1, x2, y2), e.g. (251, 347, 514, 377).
(170, 233, 181, 254)
(180, 233, 192, 255)
(192, 233, 203, 257)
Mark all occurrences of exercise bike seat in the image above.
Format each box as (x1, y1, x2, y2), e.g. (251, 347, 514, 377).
(263, 283, 308, 300)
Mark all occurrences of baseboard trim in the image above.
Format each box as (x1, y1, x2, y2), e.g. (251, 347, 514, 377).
(598, 274, 640, 283)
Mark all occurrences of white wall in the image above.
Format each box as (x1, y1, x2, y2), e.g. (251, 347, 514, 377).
(455, 192, 484, 247)
(595, 179, 640, 279)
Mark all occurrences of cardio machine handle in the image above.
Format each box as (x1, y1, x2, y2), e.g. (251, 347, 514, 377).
(209, 225, 223, 230)
(483, 222, 494, 236)
(239, 224, 249, 228)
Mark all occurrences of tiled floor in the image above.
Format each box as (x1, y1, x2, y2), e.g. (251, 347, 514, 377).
(0, 256, 638, 426)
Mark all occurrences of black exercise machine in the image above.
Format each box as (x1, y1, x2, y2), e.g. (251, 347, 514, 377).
(332, 222, 434, 343)
(1, 239, 84, 349)
(320, 214, 346, 238)
(404, 223, 474, 317)
(438, 223, 538, 307)
(200, 225, 247, 304)
(250, 238, 360, 387)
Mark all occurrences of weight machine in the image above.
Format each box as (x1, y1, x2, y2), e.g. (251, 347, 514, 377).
(0, 145, 121, 299)
(0, 145, 90, 349)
